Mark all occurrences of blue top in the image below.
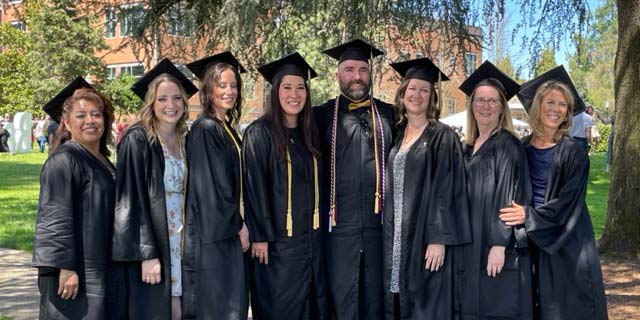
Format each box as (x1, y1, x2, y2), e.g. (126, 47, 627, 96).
(527, 144, 558, 209)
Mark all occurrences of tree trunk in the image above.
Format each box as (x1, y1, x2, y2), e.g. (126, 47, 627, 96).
(599, 0, 640, 255)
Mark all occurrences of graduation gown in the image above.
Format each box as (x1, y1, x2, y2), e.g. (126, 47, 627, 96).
(182, 114, 248, 320)
(454, 129, 533, 320)
(382, 121, 471, 320)
(111, 125, 175, 319)
(32, 141, 115, 320)
(314, 95, 394, 319)
(243, 117, 329, 320)
(523, 136, 607, 320)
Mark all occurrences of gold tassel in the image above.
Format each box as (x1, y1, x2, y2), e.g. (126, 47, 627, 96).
(286, 209, 293, 237)
(286, 148, 293, 237)
(313, 157, 320, 230)
(331, 205, 337, 227)
(374, 192, 380, 214)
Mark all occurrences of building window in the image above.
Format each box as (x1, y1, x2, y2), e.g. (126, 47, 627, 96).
(415, 52, 424, 59)
(9, 20, 26, 31)
(167, 5, 192, 37)
(120, 64, 145, 78)
(465, 53, 477, 76)
(243, 78, 256, 100)
(400, 50, 410, 61)
(104, 7, 116, 38)
(176, 64, 194, 80)
(447, 98, 456, 115)
(119, 4, 144, 37)
(106, 66, 117, 80)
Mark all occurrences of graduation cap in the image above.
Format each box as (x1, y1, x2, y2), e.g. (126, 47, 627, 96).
(43, 77, 94, 123)
(257, 52, 318, 85)
(517, 65, 586, 114)
(131, 58, 199, 100)
(390, 57, 449, 83)
(459, 60, 520, 100)
(323, 39, 384, 63)
(186, 51, 247, 81)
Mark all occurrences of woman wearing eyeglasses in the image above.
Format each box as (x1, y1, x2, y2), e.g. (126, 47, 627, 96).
(454, 61, 533, 320)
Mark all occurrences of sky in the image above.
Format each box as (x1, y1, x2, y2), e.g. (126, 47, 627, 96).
(488, 0, 606, 79)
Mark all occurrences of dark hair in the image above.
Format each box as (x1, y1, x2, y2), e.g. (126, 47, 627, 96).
(51, 88, 115, 156)
(393, 78, 439, 127)
(265, 76, 321, 161)
(199, 62, 243, 128)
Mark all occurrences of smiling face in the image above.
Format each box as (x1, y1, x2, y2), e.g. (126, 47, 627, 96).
(278, 75, 307, 121)
(402, 78, 431, 117)
(64, 99, 104, 149)
(337, 59, 371, 101)
(212, 68, 238, 118)
(472, 85, 502, 130)
(539, 88, 569, 133)
(153, 81, 185, 128)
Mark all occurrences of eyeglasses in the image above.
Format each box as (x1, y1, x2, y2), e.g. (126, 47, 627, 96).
(472, 97, 500, 107)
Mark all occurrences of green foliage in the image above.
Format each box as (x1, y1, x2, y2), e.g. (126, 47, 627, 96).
(595, 123, 611, 154)
(586, 153, 609, 240)
(99, 74, 142, 115)
(533, 46, 556, 76)
(568, 0, 616, 111)
(0, 24, 33, 116)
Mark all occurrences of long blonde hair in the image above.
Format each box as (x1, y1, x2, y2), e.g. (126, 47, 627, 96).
(528, 80, 574, 141)
(136, 73, 190, 143)
(465, 79, 515, 146)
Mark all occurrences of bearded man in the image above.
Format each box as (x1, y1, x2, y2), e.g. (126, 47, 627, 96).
(314, 39, 395, 320)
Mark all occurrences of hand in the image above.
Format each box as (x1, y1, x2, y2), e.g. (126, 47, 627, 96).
(58, 268, 79, 300)
(424, 244, 445, 271)
(141, 258, 161, 285)
(239, 223, 250, 253)
(251, 242, 269, 264)
(486, 246, 505, 277)
(499, 201, 526, 226)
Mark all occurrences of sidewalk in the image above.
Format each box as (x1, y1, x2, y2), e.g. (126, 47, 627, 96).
(0, 248, 38, 320)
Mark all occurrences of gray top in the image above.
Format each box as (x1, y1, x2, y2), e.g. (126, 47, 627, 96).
(390, 147, 409, 293)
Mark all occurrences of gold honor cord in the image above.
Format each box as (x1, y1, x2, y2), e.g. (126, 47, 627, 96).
(222, 121, 244, 219)
(371, 102, 381, 214)
(285, 147, 320, 237)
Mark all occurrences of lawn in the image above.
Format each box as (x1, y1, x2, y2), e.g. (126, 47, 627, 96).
(0, 151, 611, 251)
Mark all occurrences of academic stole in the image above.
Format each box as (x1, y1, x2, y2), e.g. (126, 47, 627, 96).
(328, 96, 386, 232)
(284, 145, 320, 237)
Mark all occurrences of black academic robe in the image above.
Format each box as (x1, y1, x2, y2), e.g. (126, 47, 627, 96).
(182, 114, 248, 320)
(243, 117, 329, 320)
(454, 129, 533, 320)
(314, 95, 394, 319)
(523, 135, 607, 320)
(382, 121, 471, 320)
(32, 141, 115, 320)
(111, 125, 175, 319)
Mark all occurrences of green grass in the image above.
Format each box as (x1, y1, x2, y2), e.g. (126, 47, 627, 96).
(0, 150, 611, 251)
(0, 149, 47, 251)
(586, 153, 609, 240)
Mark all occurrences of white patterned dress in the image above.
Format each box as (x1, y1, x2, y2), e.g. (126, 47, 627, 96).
(159, 140, 185, 297)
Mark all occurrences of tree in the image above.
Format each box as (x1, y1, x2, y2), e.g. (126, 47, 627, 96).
(99, 73, 141, 117)
(533, 46, 557, 76)
(0, 23, 33, 116)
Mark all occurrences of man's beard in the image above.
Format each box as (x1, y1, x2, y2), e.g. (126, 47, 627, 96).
(340, 79, 370, 102)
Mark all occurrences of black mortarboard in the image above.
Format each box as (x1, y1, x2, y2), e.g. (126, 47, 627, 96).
(131, 58, 198, 100)
(517, 65, 585, 114)
(43, 77, 94, 123)
(257, 52, 318, 85)
(390, 57, 449, 83)
(186, 51, 247, 81)
(323, 39, 384, 63)
(459, 60, 520, 100)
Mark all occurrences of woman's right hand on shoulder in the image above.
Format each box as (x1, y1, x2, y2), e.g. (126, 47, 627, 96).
(141, 258, 161, 285)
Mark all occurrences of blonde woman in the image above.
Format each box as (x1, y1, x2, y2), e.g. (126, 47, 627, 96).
(112, 59, 198, 320)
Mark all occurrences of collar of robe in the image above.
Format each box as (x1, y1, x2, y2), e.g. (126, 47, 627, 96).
(221, 121, 244, 219)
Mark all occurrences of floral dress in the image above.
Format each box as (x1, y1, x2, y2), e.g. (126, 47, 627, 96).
(159, 139, 186, 297)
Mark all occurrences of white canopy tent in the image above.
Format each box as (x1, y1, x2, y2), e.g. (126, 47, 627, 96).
(441, 99, 530, 134)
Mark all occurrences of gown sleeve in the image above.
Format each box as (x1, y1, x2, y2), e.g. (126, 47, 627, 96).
(525, 141, 590, 254)
(242, 123, 276, 242)
(490, 134, 531, 248)
(32, 151, 78, 270)
(422, 128, 472, 246)
(112, 128, 158, 261)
